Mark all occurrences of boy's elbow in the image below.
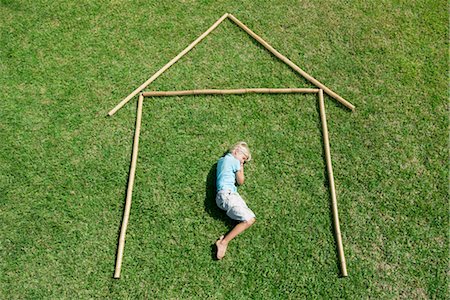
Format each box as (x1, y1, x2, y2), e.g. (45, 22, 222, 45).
(236, 177, 245, 185)
(236, 170, 245, 185)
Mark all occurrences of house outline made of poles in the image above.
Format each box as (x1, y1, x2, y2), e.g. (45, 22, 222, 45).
(108, 13, 355, 279)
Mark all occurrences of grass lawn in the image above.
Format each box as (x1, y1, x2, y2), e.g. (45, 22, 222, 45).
(1, 0, 448, 298)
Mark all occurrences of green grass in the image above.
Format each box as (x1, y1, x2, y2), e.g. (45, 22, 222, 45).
(1, 0, 448, 298)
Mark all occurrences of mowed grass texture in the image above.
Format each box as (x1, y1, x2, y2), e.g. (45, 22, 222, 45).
(1, 0, 448, 298)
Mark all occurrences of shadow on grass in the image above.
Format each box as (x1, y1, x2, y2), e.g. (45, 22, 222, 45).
(204, 161, 238, 260)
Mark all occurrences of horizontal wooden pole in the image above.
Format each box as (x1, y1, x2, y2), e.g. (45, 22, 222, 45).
(227, 14, 355, 111)
(142, 88, 319, 97)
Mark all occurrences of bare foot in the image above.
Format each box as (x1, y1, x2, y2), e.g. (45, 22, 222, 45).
(216, 236, 228, 260)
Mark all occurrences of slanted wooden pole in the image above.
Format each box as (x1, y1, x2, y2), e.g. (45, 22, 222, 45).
(227, 14, 355, 111)
(142, 88, 319, 97)
(114, 93, 144, 279)
(318, 89, 348, 277)
(108, 13, 229, 116)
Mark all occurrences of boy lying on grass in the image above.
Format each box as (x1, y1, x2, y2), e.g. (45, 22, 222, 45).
(215, 142, 256, 260)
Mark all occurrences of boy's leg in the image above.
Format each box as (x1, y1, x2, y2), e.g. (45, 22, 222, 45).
(216, 217, 255, 260)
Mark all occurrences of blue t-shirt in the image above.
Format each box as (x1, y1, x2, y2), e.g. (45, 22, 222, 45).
(216, 153, 241, 192)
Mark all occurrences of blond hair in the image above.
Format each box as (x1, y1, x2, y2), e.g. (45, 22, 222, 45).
(230, 141, 252, 162)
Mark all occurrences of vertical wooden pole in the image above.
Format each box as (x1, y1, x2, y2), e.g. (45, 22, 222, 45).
(114, 93, 144, 279)
(318, 89, 348, 277)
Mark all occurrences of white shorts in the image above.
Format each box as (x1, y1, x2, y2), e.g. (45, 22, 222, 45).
(216, 190, 256, 222)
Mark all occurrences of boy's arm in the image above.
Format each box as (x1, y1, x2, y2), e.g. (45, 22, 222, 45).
(236, 163, 245, 185)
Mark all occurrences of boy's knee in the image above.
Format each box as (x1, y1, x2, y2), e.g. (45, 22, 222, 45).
(245, 217, 256, 226)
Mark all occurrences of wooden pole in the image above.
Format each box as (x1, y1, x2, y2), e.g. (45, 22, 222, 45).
(108, 13, 229, 116)
(142, 88, 319, 97)
(227, 14, 355, 111)
(114, 93, 144, 279)
(318, 89, 348, 277)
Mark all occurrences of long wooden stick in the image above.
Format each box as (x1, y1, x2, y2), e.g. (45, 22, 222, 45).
(228, 14, 355, 111)
(318, 89, 348, 277)
(142, 88, 319, 97)
(114, 93, 144, 279)
(108, 13, 229, 116)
